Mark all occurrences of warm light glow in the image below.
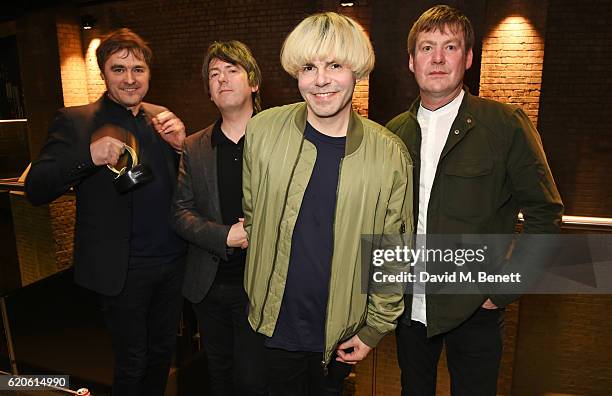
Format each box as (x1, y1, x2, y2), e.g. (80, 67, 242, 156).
(480, 15, 544, 123)
(57, 22, 89, 106)
(85, 38, 106, 103)
(340, 2, 355, 6)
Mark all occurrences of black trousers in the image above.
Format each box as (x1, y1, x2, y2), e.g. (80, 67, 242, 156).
(98, 258, 184, 396)
(266, 348, 352, 396)
(396, 307, 504, 396)
(193, 282, 268, 396)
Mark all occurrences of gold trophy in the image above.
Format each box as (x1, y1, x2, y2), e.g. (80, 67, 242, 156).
(92, 126, 154, 193)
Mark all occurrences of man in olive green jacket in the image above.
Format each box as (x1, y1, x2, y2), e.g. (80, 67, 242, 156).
(243, 12, 413, 395)
(386, 5, 563, 396)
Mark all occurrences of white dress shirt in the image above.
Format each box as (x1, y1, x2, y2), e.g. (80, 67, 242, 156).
(411, 89, 465, 325)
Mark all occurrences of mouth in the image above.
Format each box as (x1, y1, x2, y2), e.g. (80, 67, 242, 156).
(121, 87, 139, 93)
(313, 92, 336, 98)
(428, 71, 447, 76)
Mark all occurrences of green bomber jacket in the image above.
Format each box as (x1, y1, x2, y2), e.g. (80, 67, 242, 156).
(243, 102, 414, 366)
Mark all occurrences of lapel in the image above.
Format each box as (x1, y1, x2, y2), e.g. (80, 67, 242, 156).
(140, 102, 180, 190)
(197, 123, 223, 222)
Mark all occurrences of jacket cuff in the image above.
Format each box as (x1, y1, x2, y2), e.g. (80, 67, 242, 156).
(64, 149, 96, 180)
(357, 325, 388, 348)
(216, 224, 233, 261)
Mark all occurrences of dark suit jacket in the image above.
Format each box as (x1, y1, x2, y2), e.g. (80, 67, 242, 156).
(171, 121, 232, 304)
(25, 95, 180, 296)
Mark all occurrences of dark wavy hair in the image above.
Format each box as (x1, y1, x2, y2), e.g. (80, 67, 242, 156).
(202, 40, 262, 113)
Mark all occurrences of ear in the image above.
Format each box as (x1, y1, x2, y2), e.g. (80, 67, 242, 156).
(251, 84, 259, 93)
(408, 54, 415, 73)
(465, 48, 473, 70)
(100, 71, 105, 81)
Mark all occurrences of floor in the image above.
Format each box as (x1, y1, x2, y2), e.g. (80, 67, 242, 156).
(0, 269, 206, 396)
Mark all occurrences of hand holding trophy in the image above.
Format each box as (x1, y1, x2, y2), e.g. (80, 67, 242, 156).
(91, 125, 154, 193)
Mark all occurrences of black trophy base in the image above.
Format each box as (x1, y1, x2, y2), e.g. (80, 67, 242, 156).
(113, 163, 154, 193)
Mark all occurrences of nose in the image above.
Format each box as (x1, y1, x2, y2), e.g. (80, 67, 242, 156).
(218, 71, 228, 84)
(125, 70, 135, 84)
(432, 47, 445, 64)
(315, 68, 331, 86)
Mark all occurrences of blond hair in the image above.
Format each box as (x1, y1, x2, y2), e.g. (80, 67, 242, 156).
(280, 12, 374, 80)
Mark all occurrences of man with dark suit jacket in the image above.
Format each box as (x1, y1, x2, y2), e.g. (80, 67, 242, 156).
(172, 40, 267, 395)
(25, 28, 186, 396)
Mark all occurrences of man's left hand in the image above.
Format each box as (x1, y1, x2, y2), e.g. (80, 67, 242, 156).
(152, 110, 186, 152)
(335, 335, 372, 365)
(481, 298, 498, 309)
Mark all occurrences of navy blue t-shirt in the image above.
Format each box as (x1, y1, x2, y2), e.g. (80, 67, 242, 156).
(267, 122, 346, 352)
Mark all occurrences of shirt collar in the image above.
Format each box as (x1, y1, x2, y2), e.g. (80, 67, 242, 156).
(211, 118, 245, 147)
(418, 89, 465, 118)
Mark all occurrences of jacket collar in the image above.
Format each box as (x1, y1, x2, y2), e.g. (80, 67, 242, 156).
(406, 86, 477, 159)
(292, 102, 364, 156)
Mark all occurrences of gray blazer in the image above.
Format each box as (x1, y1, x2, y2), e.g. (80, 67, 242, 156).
(171, 121, 232, 303)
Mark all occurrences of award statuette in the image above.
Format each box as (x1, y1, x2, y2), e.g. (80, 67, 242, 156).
(107, 143, 154, 193)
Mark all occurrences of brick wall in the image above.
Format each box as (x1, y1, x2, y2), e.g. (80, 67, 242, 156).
(56, 10, 89, 107)
(10, 192, 76, 287)
(513, 294, 612, 396)
(479, 2, 550, 394)
(537, 0, 612, 217)
(480, 0, 547, 123)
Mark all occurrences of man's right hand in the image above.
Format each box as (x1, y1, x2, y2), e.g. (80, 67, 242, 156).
(90, 136, 125, 167)
(227, 218, 248, 249)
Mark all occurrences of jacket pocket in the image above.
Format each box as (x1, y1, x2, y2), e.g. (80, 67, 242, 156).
(441, 158, 494, 219)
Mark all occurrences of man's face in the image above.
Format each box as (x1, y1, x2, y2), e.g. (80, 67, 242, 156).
(101, 49, 150, 113)
(208, 58, 258, 113)
(297, 58, 356, 126)
(409, 27, 473, 105)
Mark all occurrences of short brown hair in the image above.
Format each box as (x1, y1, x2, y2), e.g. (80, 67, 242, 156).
(407, 5, 474, 56)
(202, 40, 263, 113)
(96, 28, 153, 72)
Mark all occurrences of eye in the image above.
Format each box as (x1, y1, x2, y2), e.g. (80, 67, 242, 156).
(446, 44, 457, 51)
(422, 45, 432, 52)
(134, 67, 145, 73)
(112, 67, 125, 73)
(301, 65, 315, 74)
(330, 63, 342, 70)
(209, 72, 219, 79)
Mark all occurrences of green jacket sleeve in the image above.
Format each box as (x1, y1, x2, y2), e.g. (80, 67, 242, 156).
(358, 141, 414, 347)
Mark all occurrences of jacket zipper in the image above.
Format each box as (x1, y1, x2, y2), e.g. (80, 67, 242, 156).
(256, 134, 306, 333)
(321, 157, 344, 374)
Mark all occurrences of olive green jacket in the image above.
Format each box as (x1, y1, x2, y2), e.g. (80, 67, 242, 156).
(243, 102, 413, 365)
(387, 91, 563, 336)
